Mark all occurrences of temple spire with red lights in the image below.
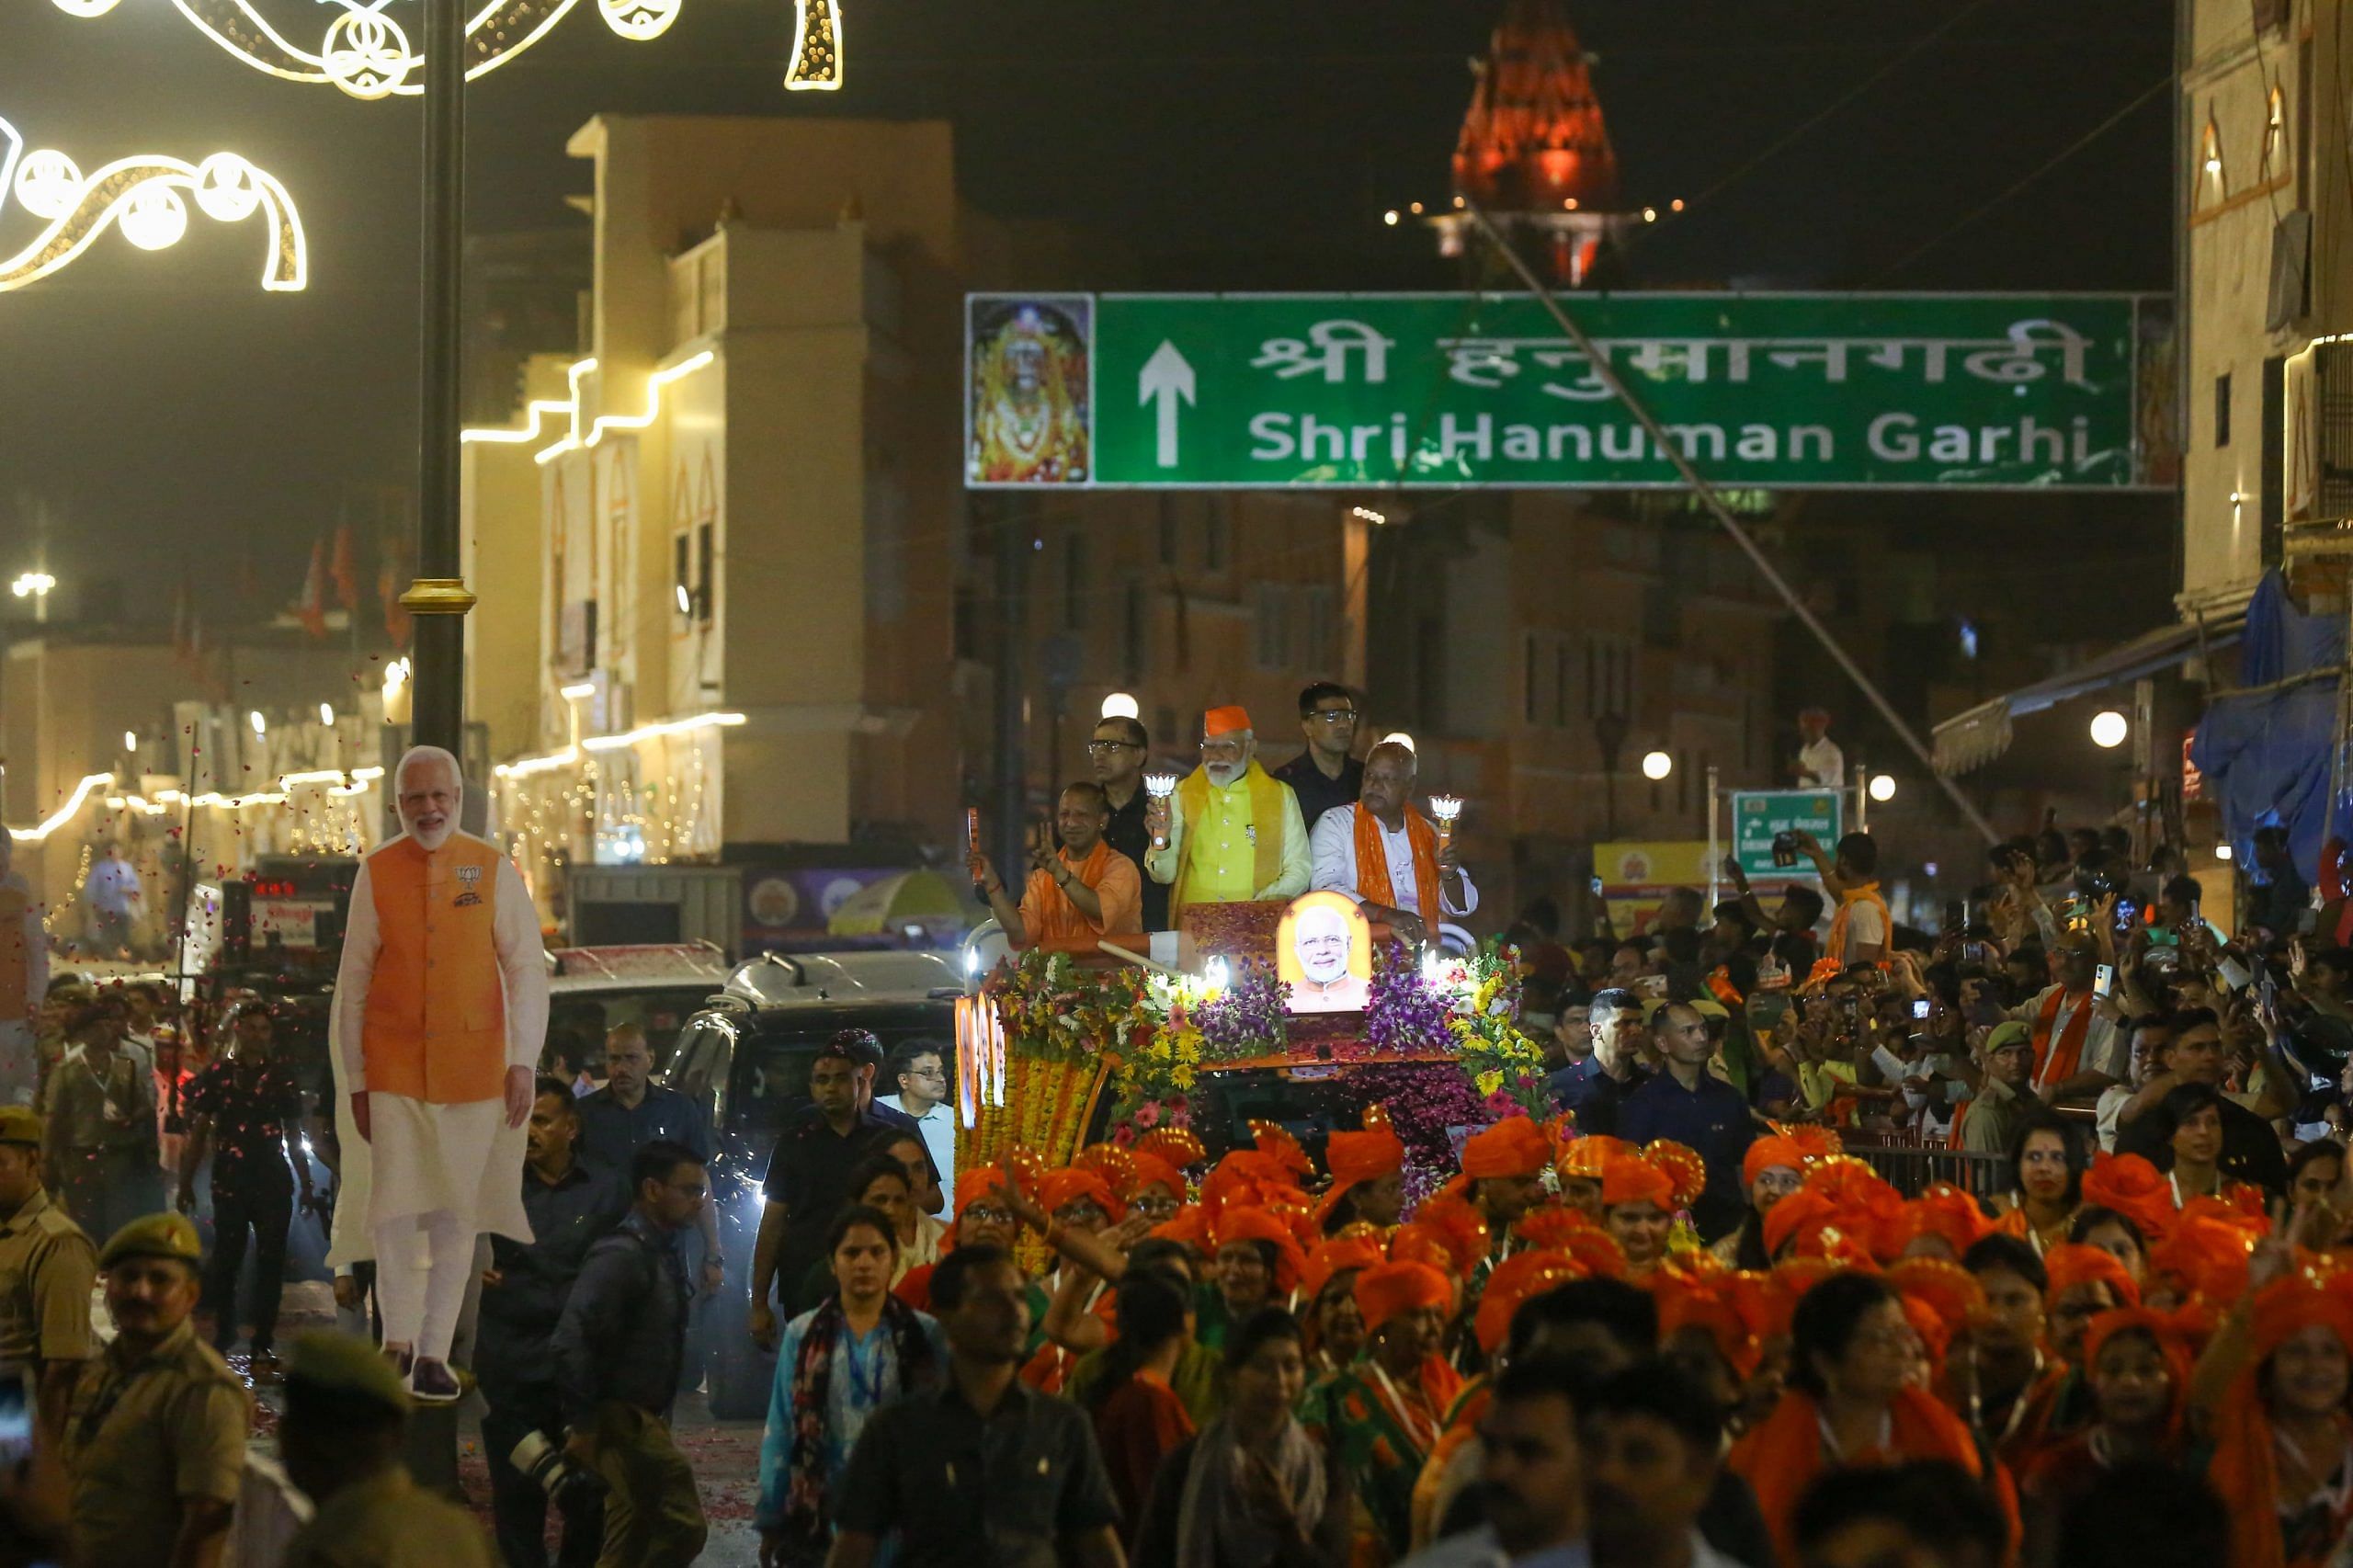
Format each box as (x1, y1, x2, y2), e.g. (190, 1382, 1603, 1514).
(1436, 0, 1640, 284)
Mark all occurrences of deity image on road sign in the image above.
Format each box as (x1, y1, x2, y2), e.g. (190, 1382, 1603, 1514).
(967, 295, 1092, 484)
(1278, 891, 1373, 1014)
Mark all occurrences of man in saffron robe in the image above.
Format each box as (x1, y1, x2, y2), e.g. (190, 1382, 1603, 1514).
(330, 745, 548, 1403)
(972, 783, 1141, 949)
(1310, 739, 1476, 948)
(1144, 706, 1311, 915)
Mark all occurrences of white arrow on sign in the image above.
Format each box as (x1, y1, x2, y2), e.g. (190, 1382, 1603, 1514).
(1138, 340, 1195, 468)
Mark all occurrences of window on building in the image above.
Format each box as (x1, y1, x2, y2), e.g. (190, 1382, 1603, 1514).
(2216, 371, 2233, 448)
(695, 521, 714, 623)
(1122, 580, 1148, 681)
(1299, 585, 1336, 667)
(1063, 533, 1088, 631)
(1201, 499, 1228, 573)
(672, 533, 691, 620)
(1254, 583, 1290, 670)
(2264, 85, 2288, 178)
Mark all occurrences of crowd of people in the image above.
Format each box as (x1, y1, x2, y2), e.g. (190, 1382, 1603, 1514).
(8, 686, 2353, 1568)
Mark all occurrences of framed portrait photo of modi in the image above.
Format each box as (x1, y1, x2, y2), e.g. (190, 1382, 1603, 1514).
(1278, 891, 1373, 1016)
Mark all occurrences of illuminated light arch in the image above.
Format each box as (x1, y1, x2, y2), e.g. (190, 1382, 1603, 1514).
(786, 0, 841, 90)
(0, 119, 307, 293)
(48, 0, 691, 100)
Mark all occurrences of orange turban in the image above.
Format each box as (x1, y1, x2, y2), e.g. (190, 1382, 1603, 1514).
(1743, 1136, 1809, 1190)
(1252, 1121, 1314, 1180)
(2213, 1275, 2353, 1568)
(1473, 1249, 1584, 1355)
(1317, 1122, 1408, 1225)
(1462, 1116, 1552, 1181)
(1890, 1256, 1985, 1372)
(1656, 1269, 1773, 1380)
(1557, 1134, 1634, 1181)
(1301, 1235, 1385, 1306)
(1212, 1207, 1306, 1293)
(1354, 1260, 1455, 1335)
(1326, 1124, 1406, 1188)
(2147, 1211, 2258, 1305)
(1894, 1185, 1993, 1259)
(1035, 1168, 1125, 1225)
(1600, 1154, 1676, 1210)
(1204, 705, 1252, 737)
(1516, 1207, 1630, 1277)
(1395, 1192, 1490, 1276)
(1150, 1206, 1209, 1252)
(2044, 1242, 2142, 1312)
(1126, 1153, 1187, 1202)
(2080, 1153, 2176, 1246)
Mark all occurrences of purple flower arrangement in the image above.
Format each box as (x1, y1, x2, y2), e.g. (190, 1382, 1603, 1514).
(1340, 1062, 1500, 1214)
(1361, 943, 1457, 1056)
(1192, 960, 1290, 1061)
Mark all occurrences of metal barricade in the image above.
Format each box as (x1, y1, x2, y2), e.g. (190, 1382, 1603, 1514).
(1841, 1132, 2014, 1200)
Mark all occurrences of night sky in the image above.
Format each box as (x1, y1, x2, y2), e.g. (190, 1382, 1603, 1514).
(0, 0, 2175, 618)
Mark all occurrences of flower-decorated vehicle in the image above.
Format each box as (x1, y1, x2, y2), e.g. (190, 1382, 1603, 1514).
(957, 895, 1551, 1208)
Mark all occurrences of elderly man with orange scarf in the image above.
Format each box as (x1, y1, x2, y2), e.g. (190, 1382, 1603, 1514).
(1301, 1258, 1462, 1562)
(1143, 706, 1312, 915)
(972, 781, 1142, 949)
(1309, 740, 1475, 949)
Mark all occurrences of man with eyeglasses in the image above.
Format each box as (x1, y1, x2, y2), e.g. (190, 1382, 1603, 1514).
(1144, 705, 1313, 918)
(1272, 680, 1367, 833)
(875, 1040, 957, 1212)
(1087, 713, 1170, 933)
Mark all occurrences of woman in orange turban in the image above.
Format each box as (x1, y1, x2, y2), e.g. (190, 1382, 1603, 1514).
(1121, 1152, 1188, 1229)
(1598, 1153, 1677, 1277)
(2197, 1264, 2353, 1568)
(1299, 1261, 1462, 1561)
(1893, 1183, 1993, 1263)
(1732, 1269, 2017, 1567)
(2043, 1242, 2141, 1364)
(1318, 1114, 1407, 1234)
(1204, 1208, 1307, 1351)
(2077, 1151, 2175, 1253)
(1554, 1133, 1632, 1221)
(1711, 1134, 1809, 1269)
(2018, 1304, 2196, 1558)
(1299, 1234, 1383, 1374)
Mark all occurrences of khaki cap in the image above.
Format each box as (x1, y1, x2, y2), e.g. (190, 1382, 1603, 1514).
(285, 1331, 411, 1414)
(0, 1107, 40, 1147)
(98, 1211, 203, 1270)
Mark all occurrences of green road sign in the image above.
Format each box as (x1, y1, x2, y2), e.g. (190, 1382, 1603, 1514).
(1731, 790, 1845, 880)
(963, 291, 2166, 491)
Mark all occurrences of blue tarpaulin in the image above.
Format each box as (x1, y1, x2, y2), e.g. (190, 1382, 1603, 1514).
(2190, 572, 2349, 877)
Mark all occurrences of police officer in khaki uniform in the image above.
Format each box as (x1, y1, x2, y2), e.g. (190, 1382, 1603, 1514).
(0, 1105, 96, 1440)
(59, 1212, 247, 1568)
(277, 1330, 494, 1568)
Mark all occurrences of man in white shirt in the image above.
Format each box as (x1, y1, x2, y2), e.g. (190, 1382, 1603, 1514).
(1794, 707, 1845, 790)
(2006, 934, 2125, 1105)
(1309, 740, 1476, 947)
(873, 1040, 954, 1212)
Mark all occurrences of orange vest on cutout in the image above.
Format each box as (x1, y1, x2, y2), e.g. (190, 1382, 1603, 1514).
(360, 834, 508, 1105)
(0, 886, 26, 1023)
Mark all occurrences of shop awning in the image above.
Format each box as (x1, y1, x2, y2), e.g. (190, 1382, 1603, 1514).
(1931, 615, 2243, 776)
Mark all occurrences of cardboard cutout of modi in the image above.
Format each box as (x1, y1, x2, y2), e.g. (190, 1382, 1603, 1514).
(1278, 891, 1374, 1015)
(327, 745, 547, 1403)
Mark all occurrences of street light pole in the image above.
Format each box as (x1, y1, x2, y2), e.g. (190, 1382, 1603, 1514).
(402, 0, 474, 757)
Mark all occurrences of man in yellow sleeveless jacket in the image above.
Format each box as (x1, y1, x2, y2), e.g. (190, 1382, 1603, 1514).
(331, 746, 548, 1403)
(1142, 704, 1312, 917)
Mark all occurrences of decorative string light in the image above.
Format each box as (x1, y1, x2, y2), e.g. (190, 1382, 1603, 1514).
(0, 118, 306, 293)
(50, 0, 692, 101)
(785, 0, 842, 90)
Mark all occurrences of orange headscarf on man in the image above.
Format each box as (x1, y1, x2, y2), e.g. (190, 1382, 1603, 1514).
(1354, 1260, 1456, 1336)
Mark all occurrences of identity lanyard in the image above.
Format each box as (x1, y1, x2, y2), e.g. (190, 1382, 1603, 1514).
(841, 1327, 886, 1409)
